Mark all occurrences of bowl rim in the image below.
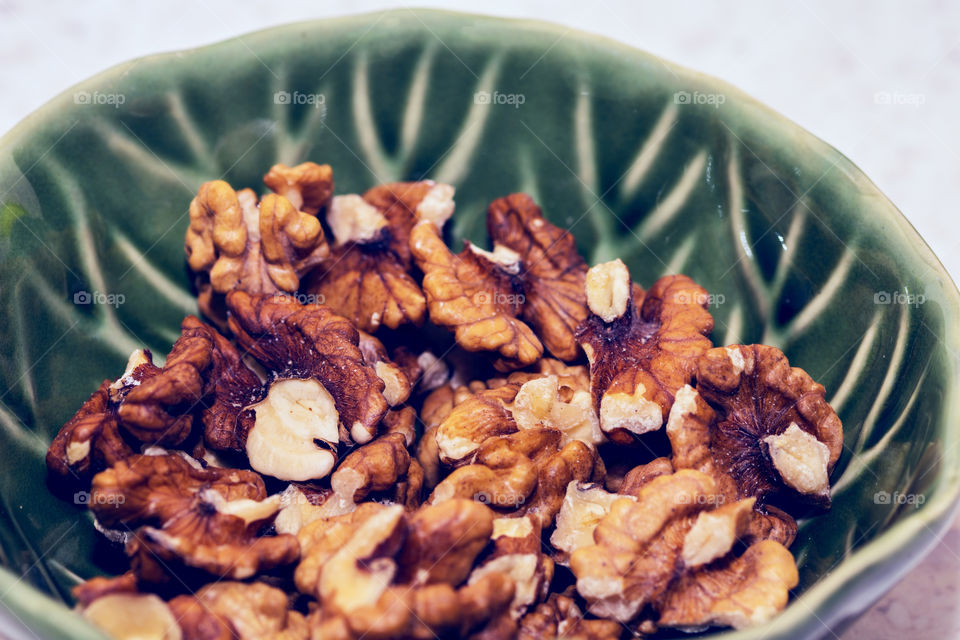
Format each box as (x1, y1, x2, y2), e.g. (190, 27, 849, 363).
(1, 9, 959, 640)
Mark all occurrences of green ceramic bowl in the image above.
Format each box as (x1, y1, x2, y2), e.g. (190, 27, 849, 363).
(0, 9, 958, 639)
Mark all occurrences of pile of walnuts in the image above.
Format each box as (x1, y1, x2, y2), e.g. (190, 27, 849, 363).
(48, 162, 844, 640)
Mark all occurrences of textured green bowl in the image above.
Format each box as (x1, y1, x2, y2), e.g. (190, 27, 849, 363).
(0, 9, 958, 639)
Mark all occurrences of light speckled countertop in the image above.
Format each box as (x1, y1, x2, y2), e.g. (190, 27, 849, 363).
(1, 1, 958, 638)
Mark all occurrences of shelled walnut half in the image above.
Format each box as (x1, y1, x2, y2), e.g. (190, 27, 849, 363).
(223, 291, 389, 481)
(89, 453, 297, 583)
(303, 181, 455, 332)
(412, 193, 590, 370)
(185, 163, 332, 325)
(577, 260, 714, 443)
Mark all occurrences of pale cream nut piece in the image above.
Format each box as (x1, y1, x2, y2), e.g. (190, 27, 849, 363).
(415, 183, 456, 228)
(245, 378, 339, 481)
(763, 423, 831, 496)
(319, 504, 405, 615)
(584, 259, 630, 323)
(682, 497, 756, 567)
(512, 375, 603, 447)
(599, 383, 663, 438)
(468, 515, 545, 619)
(83, 594, 182, 640)
(467, 242, 523, 274)
(550, 481, 633, 559)
(326, 194, 387, 245)
(199, 489, 281, 526)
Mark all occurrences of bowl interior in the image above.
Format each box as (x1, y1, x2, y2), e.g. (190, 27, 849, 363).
(0, 9, 958, 640)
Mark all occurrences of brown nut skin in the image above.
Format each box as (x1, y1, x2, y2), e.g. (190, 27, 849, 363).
(304, 181, 450, 332)
(226, 291, 387, 444)
(431, 428, 599, 529)
(185, 180, 329, 301)
(396, 499, 495, 585)
(72, 572, 139, 608)
(486, 194, 590, 362)
(434, 372, 542, 465)
(46, 379, 134, 484)
(169, 581, 309, 640)
(116, 327, 214, 446)
(47, 314, 252, 485)
(695, 344, 843, 509)
(333, 432, 411, 503)
(618, 457, 675, 498)
(178, 316, 264, 452)
(656, 539, 799, 631)
(411, 219, 543, 371)
(430, 434, 539, 510)
(263, 161, 334, 215)
(358, 332, 416, 407)
(570, 470, 717, 622)
(666, 384, 798, 546)
(577, 266, 714, 444)
(294, 502, 391, 596)
(519, 591, 623, 640)
(323, 571, 516, 640)
(90, 454, 297, 583)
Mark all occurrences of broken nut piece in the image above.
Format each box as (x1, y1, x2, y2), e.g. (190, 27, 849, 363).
(303, 181, 454, 332)
(577, 260, 714, 444)
(82, 593, 182, 640)
(695, 344, 843, 507)
(245, 377, 339, 481)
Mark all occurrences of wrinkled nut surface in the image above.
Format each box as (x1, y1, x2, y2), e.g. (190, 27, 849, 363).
(358, 331, 417, 406)
(570, 470, 717, 622)
(434, 375, 529, 464)
(658, 540, 799, 630)
(519, 591, 623, 640)
(304, 181, 454, 332)
(185, 177, 329, 297)
(486, 193, 590, 361)
(696, 344, 843, 506)
(318, 504, 406, 613)
(412, 220, 543, 370)
(82, 593, 182, 640)
(397, 499, 494, 585)
(46, 379, 133, 483)
(577, 261, 714, 443)
(169, 580, 308, 640)
(468, 514, 553, 620)
(263, 161, 334, 215)
(666, 384, 799, 546)
(90, 453, 297, 581)
(227, 291, 387, 447)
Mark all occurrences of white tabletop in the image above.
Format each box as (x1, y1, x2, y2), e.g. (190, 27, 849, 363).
(1, 1, 958, 638)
